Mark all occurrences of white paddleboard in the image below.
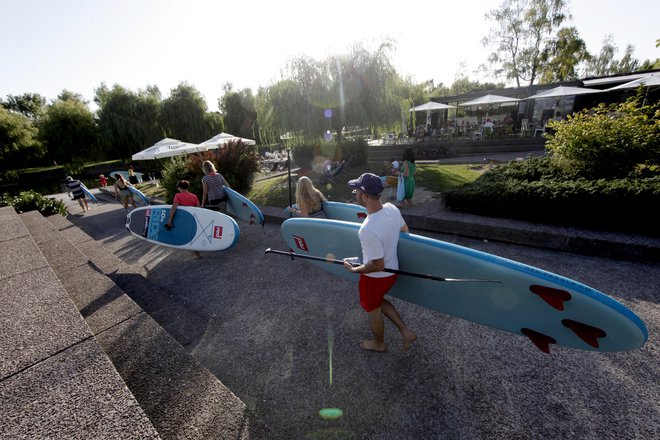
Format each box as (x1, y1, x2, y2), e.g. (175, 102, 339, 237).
(125, 206, 239, 251)
(280, 218, 648, 353)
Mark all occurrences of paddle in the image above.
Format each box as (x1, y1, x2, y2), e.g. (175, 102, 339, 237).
(264, 248, 501, 283)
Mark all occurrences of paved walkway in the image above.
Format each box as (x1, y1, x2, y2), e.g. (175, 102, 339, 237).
(3, 178, 658, 439)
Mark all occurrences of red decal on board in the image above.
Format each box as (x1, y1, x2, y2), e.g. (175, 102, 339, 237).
(521, 328, 556, 354)
(293, 235, 308, 251)
(213, 226, 223, 239)
(357, 212, 367, 220)
(562, 319, 607, 348)
(529, 285, 572, 311)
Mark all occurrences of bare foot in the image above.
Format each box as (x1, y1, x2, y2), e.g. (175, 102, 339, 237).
(401, 330, 417, 351)
(360, 340, 387, 352)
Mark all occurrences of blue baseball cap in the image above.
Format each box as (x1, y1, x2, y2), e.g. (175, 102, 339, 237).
(347, 173, 384, 196)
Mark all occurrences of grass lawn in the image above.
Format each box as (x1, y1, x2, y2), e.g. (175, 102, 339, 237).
(246, 163, 483, 208)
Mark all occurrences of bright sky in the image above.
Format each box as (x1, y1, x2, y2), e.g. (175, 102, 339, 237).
(1, 0, 657, 112)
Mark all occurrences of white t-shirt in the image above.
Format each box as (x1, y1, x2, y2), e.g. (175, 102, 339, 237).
(358, 203, 406, 278)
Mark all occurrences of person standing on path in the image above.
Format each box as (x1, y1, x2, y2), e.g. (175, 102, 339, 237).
(400, 148, 416, 208)
(65, 176, 89, 212)
(200, 160, 230, 210)
(343, 172, 416, 352)
(165, 180, 201, 259)
(113, 174, 137, 210)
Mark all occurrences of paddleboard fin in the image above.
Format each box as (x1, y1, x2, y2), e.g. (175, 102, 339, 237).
(529, 285, 572, 311)
(521, 328, 556, 354)
(562, 319, 607, 348)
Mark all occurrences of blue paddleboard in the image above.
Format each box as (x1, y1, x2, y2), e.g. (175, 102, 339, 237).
(125, 206, 239, 251)
(129, 186, 150, 205)
(80, 184, 98, 203)
(280, 217, 648, 353)
(224, 186, 264, 225)
(110, 170, 144, 183)
(322, 201, 367, 223)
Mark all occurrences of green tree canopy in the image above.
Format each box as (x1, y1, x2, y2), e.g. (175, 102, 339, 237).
(483, 0, 568, 87)
(39, 95, 100, 164)
(0, 106, 44, 170)
(95, 83, 163, 159)
(160, 83, 213, 143)
(1, 93, 47, 121)
(219, 83, 257, 141)
(539, 26, 590, 82)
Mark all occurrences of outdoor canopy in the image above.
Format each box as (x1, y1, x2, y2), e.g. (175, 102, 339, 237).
(526, 86, 604, 100)
(197, 132, 256, 151)
(131, 138, 204, 160)
(606, 74, 660, 91)
(459, 94, 521, 107)
(409, 101, 457, 112)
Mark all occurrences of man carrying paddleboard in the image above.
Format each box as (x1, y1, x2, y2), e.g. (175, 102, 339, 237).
(65, 176, 90, 212)
(343, 173, 417, 352)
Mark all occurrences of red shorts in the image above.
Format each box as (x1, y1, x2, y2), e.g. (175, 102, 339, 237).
(359, 274, 398, 312)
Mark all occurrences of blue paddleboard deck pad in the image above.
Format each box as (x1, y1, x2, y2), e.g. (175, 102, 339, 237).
(280, 218, 647, 353)
(126, 206, 239, 251)
(224, 186, 264, 225)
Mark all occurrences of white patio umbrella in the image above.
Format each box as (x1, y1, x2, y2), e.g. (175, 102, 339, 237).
(409, 101, 456, 112)
(526, 86, 603, 100)
(459, 94, 521, 107)
(409, 101, 457, 127)
(197, 132, 256, 151)
(606, 74, 660, 91)
(132, 138, 203, 160)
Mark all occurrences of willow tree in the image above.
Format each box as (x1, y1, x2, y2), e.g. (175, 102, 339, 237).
(256, 41, 401, 143)
(219, 83, 257, 142)
(160, 83, 212, 143)
(95, 84, 163, 159)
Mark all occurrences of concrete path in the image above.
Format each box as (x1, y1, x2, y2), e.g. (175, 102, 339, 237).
(62, 194, 659, 440)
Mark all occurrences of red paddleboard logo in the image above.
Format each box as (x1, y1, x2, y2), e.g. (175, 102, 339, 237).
(293, 235, 308, 251)
(213, 226, 223, 239)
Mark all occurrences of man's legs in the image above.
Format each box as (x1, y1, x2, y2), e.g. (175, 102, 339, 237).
(381, 299, 417, 350)
(361, 307, 387, 352)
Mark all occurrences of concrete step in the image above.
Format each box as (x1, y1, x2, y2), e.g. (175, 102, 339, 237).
(19, 209, 271, 439)
(0, 206, 160, 439)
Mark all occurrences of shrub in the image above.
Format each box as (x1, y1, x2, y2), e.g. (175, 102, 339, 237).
(445, 171, 660, 235)
(546, 96, 660, 178)
(161, 155, 193, 204)
(0, 190, 68, 217)
(338, 140, 368, 166)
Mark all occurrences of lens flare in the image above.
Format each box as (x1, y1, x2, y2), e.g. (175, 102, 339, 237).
(324, 108, 333, 118)
(327, 327, 334, 386)
(319, 407, 343, 420)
